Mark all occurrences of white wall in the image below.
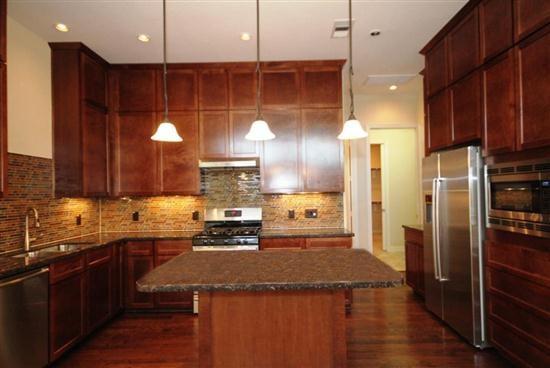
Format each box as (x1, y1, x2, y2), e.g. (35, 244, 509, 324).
(7, 16, 52, 158)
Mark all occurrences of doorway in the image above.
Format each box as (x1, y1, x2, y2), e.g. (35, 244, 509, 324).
(370, 144, 383, 255)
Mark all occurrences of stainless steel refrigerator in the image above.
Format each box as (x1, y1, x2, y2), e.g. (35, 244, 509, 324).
(422, 146, 487, 348)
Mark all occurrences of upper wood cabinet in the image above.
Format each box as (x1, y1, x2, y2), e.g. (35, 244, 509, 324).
(482, 50, 516, 156)
(479, 0, 514, 62)
(0, 0, 6, 63)
(301, 67, 342, 108)
(301, 109, 344, 192)
(50, 43, 109, 197)
(114, 68, 156, 112)
(448, 8, 480, 82)
(159, 111, 200, 195)
(450, 70, 482, 144)
(514, 0, 550, 41)
(425, 39, 448, 97)
(199, 111, 229, 159)
(229, 68, 257, 110)
(199, 69, 228, 110)
(262, 69, 300, 108)
(426, 90, 451, 152)
(156, 69, 197, 111)
(516, 25, 550, 151)
(230, 110, 259, 158)
(261, 109, 302, 193)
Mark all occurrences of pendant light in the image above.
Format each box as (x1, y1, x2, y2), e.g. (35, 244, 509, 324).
(245, 0, 275, 141)
(338, 0, 368, 140)
(151, 0, 183, 142)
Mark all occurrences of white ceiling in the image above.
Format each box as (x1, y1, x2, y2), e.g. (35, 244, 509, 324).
(8, 0, 466, 93)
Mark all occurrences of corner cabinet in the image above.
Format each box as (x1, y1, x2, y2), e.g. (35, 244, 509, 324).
(50, 43, 110, 197)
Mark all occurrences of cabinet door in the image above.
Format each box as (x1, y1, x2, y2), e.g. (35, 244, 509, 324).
(111, 243, 124, 314)
(426, 90, 451, 152)
(82, 103, 109, 196)
(448, 9, 480, 82)
(126, 255, 155, 309)
(81, 53, 107, 108)
(416, 244, 425, 296)
(482, 50, 516, 156)
(50, 273, 86, 361)
(260, 110, 302, 193)
(260, 238, 305, 251)
(199, 69, 228, 110)
(301, 109, 343, 192)
(159, 112, 200, 194)
(199, 111, 229, 159)
(450, 71, 482, 144)
(157, 69, 197, 111)
(115, 69, 156, 112)
(230, 110, 259, 158)
(112, 112, 158, 195)
(155, 255, 193, 309)
(0, 63, 5, 197)
(479, 0, 514, 62)
(514, 0, 550, 41)
(87, 260, 112, 332)
(262, 69, 300, 108)
(405, 241, 418, 290)
(305, 237, 352, 249)
(516, 26, 550, 151)
(301, 67, 342, 108)
(425, 39, 448, 96)
(229, 69, 257, 109)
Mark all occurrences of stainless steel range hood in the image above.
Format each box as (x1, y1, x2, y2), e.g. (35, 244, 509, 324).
(199, 159, 258, 168)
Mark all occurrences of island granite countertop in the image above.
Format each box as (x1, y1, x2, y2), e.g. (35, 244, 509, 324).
(137, 248, 402, 292)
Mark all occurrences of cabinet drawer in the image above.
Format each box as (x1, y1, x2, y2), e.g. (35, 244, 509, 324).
(50, 255, 85, 284)
(156, 240, 192, 256)
(486, 240, 549, 283)
(87, 246, 111, 266)
(305, 237, 351, 249)
(126, 241, 154, 256)
(260, 238, 305, 251)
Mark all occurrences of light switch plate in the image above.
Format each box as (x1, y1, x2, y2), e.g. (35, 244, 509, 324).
(305, 209, 318, 219)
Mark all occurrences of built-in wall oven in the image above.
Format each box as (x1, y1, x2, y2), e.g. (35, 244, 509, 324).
(486, 159, 550, 238)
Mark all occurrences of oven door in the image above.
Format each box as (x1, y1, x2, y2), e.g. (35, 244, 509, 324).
(487, 172, 550, 223)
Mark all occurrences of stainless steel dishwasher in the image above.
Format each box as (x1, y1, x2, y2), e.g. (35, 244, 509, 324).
(0, 267, 49, 368)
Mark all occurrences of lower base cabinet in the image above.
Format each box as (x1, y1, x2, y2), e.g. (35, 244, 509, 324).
(403, 226, 424, 297)
(87, 247, 112, 332)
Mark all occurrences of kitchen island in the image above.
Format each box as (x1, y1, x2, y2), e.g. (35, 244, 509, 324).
(137, 248, 402, 368)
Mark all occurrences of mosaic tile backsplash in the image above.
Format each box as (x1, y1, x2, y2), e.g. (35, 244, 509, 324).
(0, 157, 344, 253)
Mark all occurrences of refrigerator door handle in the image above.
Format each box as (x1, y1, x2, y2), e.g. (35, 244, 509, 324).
(432, 178, 440, 281)
(435, 178, 448, 282)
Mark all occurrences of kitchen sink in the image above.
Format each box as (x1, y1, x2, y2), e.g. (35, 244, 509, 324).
(11, 251, 43, 258)
(11, 243, 84, 259)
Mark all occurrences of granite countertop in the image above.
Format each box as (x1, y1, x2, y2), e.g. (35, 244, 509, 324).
(0, 231, 200, 279)
(260, 228, 354, 238)
(403, 224, 423, 232)
(136, 248, 403, 293)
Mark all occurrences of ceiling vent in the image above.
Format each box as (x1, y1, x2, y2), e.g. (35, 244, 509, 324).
(331, 19, 354, 38)
(363, 74, 416, 86)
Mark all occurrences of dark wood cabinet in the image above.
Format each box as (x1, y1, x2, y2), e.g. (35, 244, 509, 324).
(157, 69, 197, 111)
(301, 109, 343, 192)
(159, 112, 200, 194)
(403, 226, 424, 297)
(425, 39, 448, 97)
(230, 110, 259, 158)
(49, 255, 86, 361)
(126, 241, 156, 309)
(448, 8, 480, 82)
(199, 111, 229, 159)
(450, 70, 482, 144)
(86, 247, 112, 332)
(301, 66, 342, 108)
(479, 0, 514, 62)
(261, 110, 302, 193)
(0, 62, 6, 198)
(516, 25, 550, 151)
(50, 43, 109, 197)
(262, 69, 300, 108)
(0, 0, 6, 63)
(111, 112, 158, 196)
(111, 242, 124, 314)
(114, 68, 156, 112)
(199, 69, 228, 110)
(229, 68, 257, 110)
(482, 50, 516, 156)
(154, 240, 193, 310)
(426, 90, 451, 152)
(514, 0, 550, 41)
(260, 237, 305, 251)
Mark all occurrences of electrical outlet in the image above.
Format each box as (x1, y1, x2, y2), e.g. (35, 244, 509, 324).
(132, 211, 139, 221)
(288, 210, 295, 219)
(305, 209, 318, 219)
(192, 211, 200, 221)
(76, 214, 82, 225)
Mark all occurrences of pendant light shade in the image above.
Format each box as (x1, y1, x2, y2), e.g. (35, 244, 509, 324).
(338, 0, 368, 140)
(245, 0, 275, 141)
(151, 0, 183, 143)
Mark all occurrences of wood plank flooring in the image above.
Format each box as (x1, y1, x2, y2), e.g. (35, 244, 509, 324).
(54, 287, 511, 368)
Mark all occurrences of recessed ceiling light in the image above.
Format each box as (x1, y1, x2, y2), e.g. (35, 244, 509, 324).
(240, 32, 251, 41)
(137, 34, 151, 43)
(55, 23, 69, 32)
(370, 29, 381, 37)
(389, 85, 398, 91)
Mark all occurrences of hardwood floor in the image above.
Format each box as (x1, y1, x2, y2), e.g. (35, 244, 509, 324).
(54, 287, 511, 368)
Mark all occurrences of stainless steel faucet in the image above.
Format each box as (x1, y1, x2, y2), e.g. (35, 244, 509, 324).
(24, 207, 40, 252)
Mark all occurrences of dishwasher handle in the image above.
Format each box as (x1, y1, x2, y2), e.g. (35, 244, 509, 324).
(0, 268, 49, 288)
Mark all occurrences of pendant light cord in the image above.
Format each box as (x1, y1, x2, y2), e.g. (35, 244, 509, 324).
(163, 0, 169, 121)
(255, 0, 263, 120)
(348, 0, 356, 120)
